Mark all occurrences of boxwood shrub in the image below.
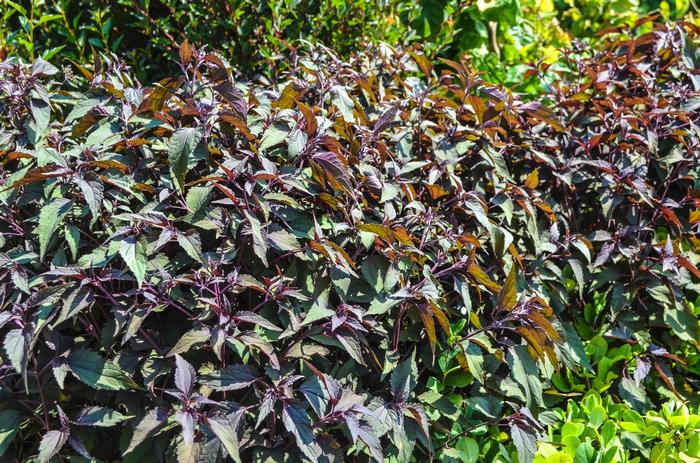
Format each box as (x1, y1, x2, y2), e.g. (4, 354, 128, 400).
(1, 20, 700, 463)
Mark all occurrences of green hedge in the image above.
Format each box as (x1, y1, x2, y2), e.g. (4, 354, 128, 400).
(0, 0, 686, 83)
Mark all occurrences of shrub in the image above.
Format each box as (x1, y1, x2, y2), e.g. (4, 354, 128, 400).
(0, 0, 682, 83)
(0, 20, 699, 463)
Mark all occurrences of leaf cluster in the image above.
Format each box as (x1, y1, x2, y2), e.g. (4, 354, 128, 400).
(0, 20, 700, 462)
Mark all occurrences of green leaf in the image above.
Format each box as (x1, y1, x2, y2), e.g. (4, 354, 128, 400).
(463, 342, 485, 383)
(167, 326, 210, 356)
(56, 286, 94, 325)
(509, 422, 537, 463)
(85, 121, 122, 147)
(74, 406, 133, 427)
(75, 174, 104, 219)
(569, 259, 585, 298)
(507, 345, 543, 408)
(29, 98, 51, 146)
(5, 0, 26, 16)
(207, 415, 243, 463)
(365, 397, 396, 438)
(3, 329, 28, 379)
(37, 430, 68, 463)
(118, 236, 148, 288)
(456, 437, 479, 463)
(38, 198, 73, 259)
(185, 185, 212, 221)
(267, 227, 301, 252)
(168, 127, 202, 191)
(618, 377, 647, 413)
(663, 303, 699, 342)
(123, 407, 169, 456)
(335, 332, 364, 365)
(235, 311, 283, 331)
(201, 365, 258, 391)
(302, 283, 333, 325)
(390, 355, 417, 403)
(64, 224, 80, 260)
(282, 402, 319, 461)
(244, 211, 268, 265)
(0, 410, 19, 456)
(258, 123, 289, 152)
(332, 86, 356, 122)
(299, 376, 328, 417)
(65, 96, 107, 123)
(362, 255, 399, 294)
(176, 231, 205, 263)
(67, 349, 138, 391)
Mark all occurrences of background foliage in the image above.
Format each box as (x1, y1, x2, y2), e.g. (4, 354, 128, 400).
(2, 1, 700, 463)
(0, 0, 695, 84)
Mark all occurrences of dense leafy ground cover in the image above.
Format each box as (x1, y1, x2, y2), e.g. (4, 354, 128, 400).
(2, 2, 700, 463)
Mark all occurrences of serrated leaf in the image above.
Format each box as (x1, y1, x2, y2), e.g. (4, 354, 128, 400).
(619, 377, 647, 412)
(67, 349, 138, 390)
(167, 326, 210, 356)
(75, 174, 104, 219)
(117, 236, 147, 288)
(37, 430, 68, 463)
(64, 224, 80, 260)
(634, 358, 651, 386)
(66, 96, 106, 123)
(365, 398, 396, 438)
(201, 365, 258, 391)
(507, 345, 544, 408)
(67, 436, 92, 460)
(300, 376, 328, 417)
(258, 123, 289, 152)
(208, 415, 243, 463)
(123, 407, 169, 455)
(282, 402, 319, 461)
(463, 342, 485, 383)
(29, 98, 51, 146)
(357, 424, 383, 462)
(0, 410, 19, 456)
(235, 311, 282, 331)
(38, 198, 73, 259)
(74, 406, 133, 427)
(185, 185, 212, 220)
(417, 305, 436, 354)
(569, 258, 585, 298)
(390, 355, 417, 403)
(456, 436, 479, 463)
(175, 409, 195, 462)
(174, 354, 196, 396)
(509, 423, 537, 463)
(56, 286, 94, 325)
(168, 127, 202, 191)
(336, 332, 365, 365)
(267, 228, 301, 252)
(358, 223, 395, 242)
(244, 211, 268, 266)
(3, 329, 28, 379)
(176, 231, 205, 263)
(499, 265, 517, 311)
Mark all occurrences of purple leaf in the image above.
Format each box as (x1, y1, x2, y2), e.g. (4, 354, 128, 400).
(200, 365, 258, 391)
(174, 354, 197, 396)
(634, 357, 651, 386)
